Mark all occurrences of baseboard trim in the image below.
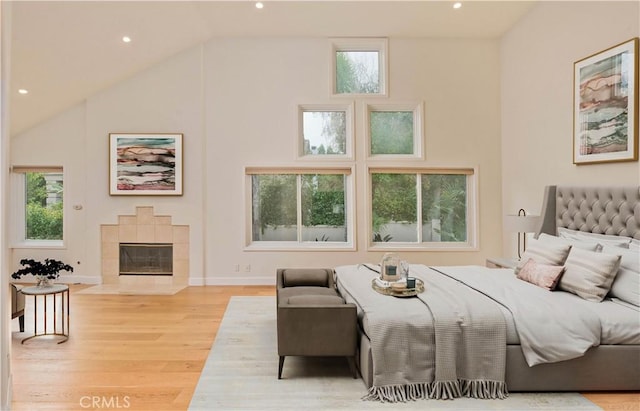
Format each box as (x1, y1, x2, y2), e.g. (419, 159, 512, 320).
(3, 371, 12, 410)
(190, 276, 275, 286)
(61, 275, 101, 285)
(53, 276, 274, 287)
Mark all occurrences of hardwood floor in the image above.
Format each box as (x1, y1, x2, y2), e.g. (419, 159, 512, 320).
(10, 285, 639, 410)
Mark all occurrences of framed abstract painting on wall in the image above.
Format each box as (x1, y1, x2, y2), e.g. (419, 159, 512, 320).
(109, 133, 183, 195)
(573, 38, 638, 165)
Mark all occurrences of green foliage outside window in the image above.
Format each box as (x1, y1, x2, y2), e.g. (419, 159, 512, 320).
(302, 174, 345, 227)
(422, 175, 467, 242)
(372, 173, 468, 243)
(252, 175, 297, 236)
(371, 173, 417, 238)
(303, 111, 346, 156)
(370, 111, 414, 155)
(252, 174, 347, 242)
(336, 51, 380, 94)
(25, 172, 63, 240)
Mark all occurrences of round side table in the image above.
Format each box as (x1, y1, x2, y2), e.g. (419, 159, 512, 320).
(20, 284, 70, 344)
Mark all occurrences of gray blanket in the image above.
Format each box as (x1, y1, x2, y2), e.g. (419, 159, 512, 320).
(430, 265, 602, 366)
(335, 264, 508, 402)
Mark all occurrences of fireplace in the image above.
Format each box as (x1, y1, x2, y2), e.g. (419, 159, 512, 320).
(119, 243, 173, 276)
(101, 206, 189, 288)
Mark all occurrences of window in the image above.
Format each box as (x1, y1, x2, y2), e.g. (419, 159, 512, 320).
(331, 38, 388, 97)
(298, 103, 354, 159)
(369, 167, 476, 249)
(246, 167, 354, 249)
(11, 167, 64, 246)
(366, 102, 424, 158)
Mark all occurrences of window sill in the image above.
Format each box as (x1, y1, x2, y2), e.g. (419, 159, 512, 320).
(245, 242, 355, 252)
(11, 240, 65, 249)
(368, 242, 478, 252)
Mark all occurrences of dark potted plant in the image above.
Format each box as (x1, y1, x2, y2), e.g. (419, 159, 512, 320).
(12, 258, 74, 287)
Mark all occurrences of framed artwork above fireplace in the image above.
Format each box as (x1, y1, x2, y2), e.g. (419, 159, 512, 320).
(109, 133, 183, 195)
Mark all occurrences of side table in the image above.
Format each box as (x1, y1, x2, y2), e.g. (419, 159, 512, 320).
(20, 284, 70, 344)
(486, 257, 518, 269)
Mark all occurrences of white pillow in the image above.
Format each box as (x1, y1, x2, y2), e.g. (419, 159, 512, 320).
(538, 232, 600, 251)
(557, 227, 631, 248)
(601, 245, 640, 307)
(558, 247, 622, 302)
(515, 237, 572, 275)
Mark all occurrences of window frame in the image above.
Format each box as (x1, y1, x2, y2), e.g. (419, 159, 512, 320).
(365, 101, 424, 160)
(330, 37, 389, 98)
(10, 166, 66, 249)
(366, 165, 478, 251)
(244, 165, 356, 251)
(297, 103, 355, 160)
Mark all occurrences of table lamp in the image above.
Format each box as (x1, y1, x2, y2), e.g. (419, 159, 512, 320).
(504, 209, 540, 259)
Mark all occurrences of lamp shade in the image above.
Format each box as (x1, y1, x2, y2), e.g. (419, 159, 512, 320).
(504, 214, 541, 233)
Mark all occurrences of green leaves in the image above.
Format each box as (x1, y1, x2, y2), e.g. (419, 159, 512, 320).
(25, 172, 63, 240)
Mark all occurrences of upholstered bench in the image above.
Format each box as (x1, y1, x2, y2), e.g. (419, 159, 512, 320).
(276, 268, 358, 379)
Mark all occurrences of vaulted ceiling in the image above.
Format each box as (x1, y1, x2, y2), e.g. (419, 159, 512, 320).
(8, 0, 536, 136)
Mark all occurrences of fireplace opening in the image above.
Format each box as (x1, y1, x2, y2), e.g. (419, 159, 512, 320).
(119, 243, 173, 276)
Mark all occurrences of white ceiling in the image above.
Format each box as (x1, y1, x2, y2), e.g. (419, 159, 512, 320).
(8, 0, 536, 136)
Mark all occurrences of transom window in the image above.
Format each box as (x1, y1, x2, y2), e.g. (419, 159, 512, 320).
(366, 102, 424, 158)
(246, 167, 354, 249)
(298, 103, 354, 159)
(369, 168, 476, 249)
(331, 38, 388, 97)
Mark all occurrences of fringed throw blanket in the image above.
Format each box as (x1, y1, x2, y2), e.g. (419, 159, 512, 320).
(335, 264, 508, 403)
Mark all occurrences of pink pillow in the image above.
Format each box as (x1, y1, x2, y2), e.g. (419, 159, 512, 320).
(516, 258, 565, 291)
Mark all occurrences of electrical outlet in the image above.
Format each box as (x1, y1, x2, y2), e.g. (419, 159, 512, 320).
(244, 264, 251, 272)
(234, 264, 240, 272)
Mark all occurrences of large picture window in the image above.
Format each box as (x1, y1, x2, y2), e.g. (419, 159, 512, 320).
(369, 168, 476, 249)
(11, 167, 64, 246)
(246, 167, 354, 249)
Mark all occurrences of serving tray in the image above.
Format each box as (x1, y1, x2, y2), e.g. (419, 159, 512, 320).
(371, 278, 425, 297)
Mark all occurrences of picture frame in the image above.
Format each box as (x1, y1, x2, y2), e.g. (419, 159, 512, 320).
(109, 133, 183, 195)
(573, 38, 639, 165)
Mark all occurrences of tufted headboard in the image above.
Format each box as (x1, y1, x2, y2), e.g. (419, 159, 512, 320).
(537, 185, 640, 240)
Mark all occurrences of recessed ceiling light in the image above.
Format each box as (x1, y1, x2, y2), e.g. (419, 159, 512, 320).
(18, 89, 29, 95)
(453, 2, 462, 9)
(122, 36, 132, 43)
(255, 2, 264, 9)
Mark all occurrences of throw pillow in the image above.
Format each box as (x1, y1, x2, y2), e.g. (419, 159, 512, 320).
(558, 247, 622, 302)
(515, 237, 572, 275)
(601, 245, 640, 307)
(516, 258, 565, 291)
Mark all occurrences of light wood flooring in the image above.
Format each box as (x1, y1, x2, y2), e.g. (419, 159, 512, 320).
(10, 285, 639, 411)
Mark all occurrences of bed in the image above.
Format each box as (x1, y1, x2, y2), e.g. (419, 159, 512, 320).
(334, 185, 640, 401)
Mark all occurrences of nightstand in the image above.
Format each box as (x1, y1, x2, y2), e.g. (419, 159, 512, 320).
(486, 257, 518, 269)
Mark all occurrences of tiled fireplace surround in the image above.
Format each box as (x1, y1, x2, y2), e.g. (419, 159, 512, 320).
(101, 206, 189, 288)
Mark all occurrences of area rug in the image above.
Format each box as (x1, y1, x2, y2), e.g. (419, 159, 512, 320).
(189, 296, 602, 411)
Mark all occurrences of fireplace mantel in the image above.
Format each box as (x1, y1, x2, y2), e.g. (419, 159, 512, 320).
(101, 206, 189, 288)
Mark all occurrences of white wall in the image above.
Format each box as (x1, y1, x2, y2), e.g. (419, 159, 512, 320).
(1, 2, 12, 408)
(10, 36, 503, 285)
(204, 37, 502, 283)
(500, 1, 640, 258)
